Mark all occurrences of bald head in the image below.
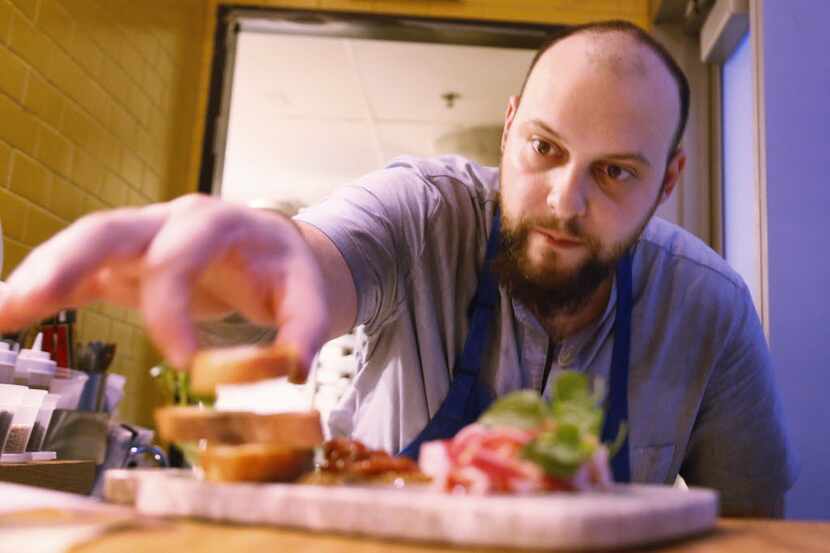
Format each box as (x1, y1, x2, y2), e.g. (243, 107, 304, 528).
(519, 21, 689, 160)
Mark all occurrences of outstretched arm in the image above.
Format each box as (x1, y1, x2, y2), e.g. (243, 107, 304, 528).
(0, 194, 357, 383)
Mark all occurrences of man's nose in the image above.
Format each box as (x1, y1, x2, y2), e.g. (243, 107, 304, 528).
(546, 164, 588, 220)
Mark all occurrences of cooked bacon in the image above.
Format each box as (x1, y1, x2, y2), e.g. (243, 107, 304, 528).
(324, 436, 369, 466)
(312, 431, 609, 494)
(314, 437, 427, 484)
(419, 425, 579, 494)
(350, 454, 421, 476)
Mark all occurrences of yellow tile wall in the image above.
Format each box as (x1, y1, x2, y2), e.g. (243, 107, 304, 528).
(0, 0, 206, 428)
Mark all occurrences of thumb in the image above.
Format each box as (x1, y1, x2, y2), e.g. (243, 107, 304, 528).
(273, 306, 329, 385)
(272, 268, 331, 384)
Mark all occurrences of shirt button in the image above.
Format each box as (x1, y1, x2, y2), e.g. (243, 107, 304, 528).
(559, 347, 575, 367)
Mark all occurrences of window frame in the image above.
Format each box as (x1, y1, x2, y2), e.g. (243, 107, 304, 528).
(701, 0, 768, 333)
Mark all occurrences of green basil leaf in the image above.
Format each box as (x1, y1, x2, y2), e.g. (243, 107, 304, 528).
(552, 402, 604, 435)
(606, 421, 628, 458)
(553, 371, 592, 403)
(151, 362, 215, 407)
(480, 390, 551, 429)
(521, 423, 595, 478)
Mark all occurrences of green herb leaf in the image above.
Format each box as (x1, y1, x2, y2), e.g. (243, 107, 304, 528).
(150, 362, 215, 407)
(551, 401, 604, 435)
(606, 421, 628, 458)
(480, 390, 551, 429)
(553, 371, 592, 403)
(476, 373, 623, 480)
(520, 422, 596, 478)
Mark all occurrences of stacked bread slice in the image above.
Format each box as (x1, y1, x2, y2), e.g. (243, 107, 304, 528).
(155, 344, 323, 483)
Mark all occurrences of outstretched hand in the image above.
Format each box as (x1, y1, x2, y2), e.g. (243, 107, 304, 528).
(0, 194, 332, 382)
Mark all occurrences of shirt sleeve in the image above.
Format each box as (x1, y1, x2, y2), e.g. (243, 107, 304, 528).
(680, 283, 799, 516)
(293, 158, 441, 335)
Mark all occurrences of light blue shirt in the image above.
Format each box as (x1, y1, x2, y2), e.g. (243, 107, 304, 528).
(296, 155, 797, 514)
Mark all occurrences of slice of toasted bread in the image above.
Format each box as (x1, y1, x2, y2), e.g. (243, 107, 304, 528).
(189, 344, 303, 396)
(155, 406, 324, 448)
(201, 444, 315, 483)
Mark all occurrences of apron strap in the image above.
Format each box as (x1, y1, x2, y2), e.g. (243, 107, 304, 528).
(456, 212, 501, 378)
(399, 210, 501, 459)
(602, 252, 633, 483)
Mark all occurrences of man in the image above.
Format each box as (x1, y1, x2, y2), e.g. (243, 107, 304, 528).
(0, 21, 795, 516)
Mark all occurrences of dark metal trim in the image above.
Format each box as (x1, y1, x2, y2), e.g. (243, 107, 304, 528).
(198, 5, 233, 195)
(233, 7, 559, 49)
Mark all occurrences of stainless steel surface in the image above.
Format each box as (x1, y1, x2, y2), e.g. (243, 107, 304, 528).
(76, 342, 117, 412)
(124, 445, 168, 469)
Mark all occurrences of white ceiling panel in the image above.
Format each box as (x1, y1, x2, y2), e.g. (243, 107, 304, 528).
(232, 33, 368, 119)
(222, 32, 536, 206)
(376, 121, 460, 161)
(223, 118, 380, 206)
(351, 39, 534, 124)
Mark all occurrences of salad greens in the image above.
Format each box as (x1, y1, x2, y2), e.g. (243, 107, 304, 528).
(479, 372, 626, 478)
(150, 362, 215, 407)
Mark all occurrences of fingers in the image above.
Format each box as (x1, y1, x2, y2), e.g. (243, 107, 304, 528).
(271, 250, 331, 384)
(140, 197, 243, 368)
(0, 192, 333, 393)
(0, 207, 166, 331)
(92, 264, 143, 310)
(145, 202, 330, 380)
(186, 209, 331, 383)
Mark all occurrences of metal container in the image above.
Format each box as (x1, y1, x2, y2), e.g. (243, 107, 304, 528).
(42, 409, 109, 463)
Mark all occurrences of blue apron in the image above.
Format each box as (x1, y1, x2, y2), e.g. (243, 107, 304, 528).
(399, 212, 633, 484)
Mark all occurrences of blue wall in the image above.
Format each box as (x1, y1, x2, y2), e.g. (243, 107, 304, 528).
(762, 0, 830, 519)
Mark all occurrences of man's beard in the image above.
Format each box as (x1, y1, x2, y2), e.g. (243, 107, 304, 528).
(492, 195, 658, 321)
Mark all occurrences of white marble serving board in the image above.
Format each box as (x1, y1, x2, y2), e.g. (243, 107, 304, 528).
(133, 472, 718, 550)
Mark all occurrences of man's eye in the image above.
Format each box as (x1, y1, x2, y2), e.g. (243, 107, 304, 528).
(601, 164, 635, 182)
(531, 139, 554, 156)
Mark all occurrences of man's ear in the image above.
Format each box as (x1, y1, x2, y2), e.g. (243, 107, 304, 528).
(658, 148, 686, 205)
(501, 95, 520, 153)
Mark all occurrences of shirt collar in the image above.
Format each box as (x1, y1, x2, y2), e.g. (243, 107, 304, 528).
(509, 275, 618, 347)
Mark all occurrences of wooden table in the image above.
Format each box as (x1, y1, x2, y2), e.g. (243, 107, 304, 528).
(65, 517, 830, 553)
(0, 460, 96, 494)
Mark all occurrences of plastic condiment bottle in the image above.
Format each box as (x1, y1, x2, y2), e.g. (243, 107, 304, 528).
(26, 392, 60, 452)
(0, 384, 26, 455)
(2, 388, 46, 454)
(0, 342, 17, 385)
(14, 333, 57, 390)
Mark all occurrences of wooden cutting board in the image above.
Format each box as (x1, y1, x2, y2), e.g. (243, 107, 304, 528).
(132, 471, 718, 550)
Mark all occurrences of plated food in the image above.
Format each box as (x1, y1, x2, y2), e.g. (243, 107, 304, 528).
(155, 407, 325, 483)
(155, 406, 323, 447)
(419, 373, 620, 494)
(299, 437, 430, 486)
(140, 348, 718, 551)
(156, 345, 621, 493)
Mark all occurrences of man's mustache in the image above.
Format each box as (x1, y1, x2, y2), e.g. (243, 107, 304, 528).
(518, 215, 585, 241)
